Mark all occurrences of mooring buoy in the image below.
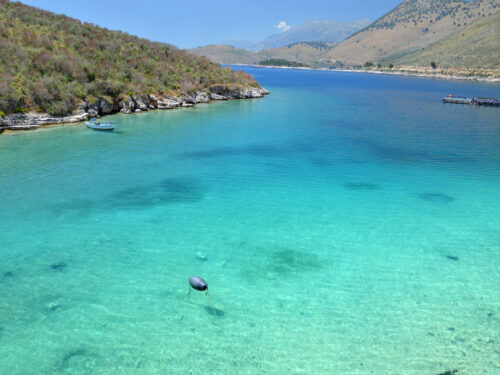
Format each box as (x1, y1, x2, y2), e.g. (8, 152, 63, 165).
(189, 276, 208, 291)
(188, 276, 216, 316)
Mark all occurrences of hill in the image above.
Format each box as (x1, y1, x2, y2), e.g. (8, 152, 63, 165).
(258, 42, 338, 67)
(0, 0, 262, 117)
(329, 0, 500, 65)
(251, 19, 370, 51)
(381, 10, 500, 68)
(189, 42, 338, 68)
(188, 45, 257, 65)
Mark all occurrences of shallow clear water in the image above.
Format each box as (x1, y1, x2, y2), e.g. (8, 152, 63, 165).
(0, 68, 499, 374)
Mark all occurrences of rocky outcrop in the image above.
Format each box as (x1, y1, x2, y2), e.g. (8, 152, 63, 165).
(195, 92, 210, 103)
(99, 97, 114, 114)
(119, 98, 135, 114)
(1, 86, 269, 132)
(0, 116, 5, 133)
(209, 85, 269, 99)
(156, 97, 181, 109)
(87, 101, 99, 118)
(1, 111, 89, 130)
(181, 95, 196, 107)
(209, 93, 226, 101)
(133, 95, 150, 111)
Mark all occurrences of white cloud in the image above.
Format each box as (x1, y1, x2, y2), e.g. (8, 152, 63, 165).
(274, 21, 291, 32)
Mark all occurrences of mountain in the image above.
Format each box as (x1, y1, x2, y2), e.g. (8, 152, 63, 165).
(380, 10, 500, 69)
(250, 19, 371, 51)
(190, 1, 499, 75)
(189, 42, 338, 68)
(329, 0, 500, 65)
(0, 0, 261, 116)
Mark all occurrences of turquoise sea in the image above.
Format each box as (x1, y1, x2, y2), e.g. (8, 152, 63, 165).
(1, 67, 499, 374)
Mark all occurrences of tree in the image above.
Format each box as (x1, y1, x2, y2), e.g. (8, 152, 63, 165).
(388, 63, 394, 69)
(430, 61, 437, 69)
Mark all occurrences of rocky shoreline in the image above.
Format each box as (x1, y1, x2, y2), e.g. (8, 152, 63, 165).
(0, 86, 269, 133)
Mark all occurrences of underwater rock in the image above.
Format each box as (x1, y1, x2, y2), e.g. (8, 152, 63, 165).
(45, 301, 62, 312)
(436, 370, 458, 375)
(59, 348, 99, 371)
(445, 255, 459, 261)
(196, 252, 205, 260)
(419, 192, 454, 203)
(50, 262, 67, 271)
(343, 182, 382, 191)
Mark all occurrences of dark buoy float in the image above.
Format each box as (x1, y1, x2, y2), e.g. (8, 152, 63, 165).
(188, 276, 217, 316)
(189, 276, 208, 291)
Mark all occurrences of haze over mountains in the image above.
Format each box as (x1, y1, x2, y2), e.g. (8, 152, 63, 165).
(249, 19, 371, 51)
(190, 0, 500, 72)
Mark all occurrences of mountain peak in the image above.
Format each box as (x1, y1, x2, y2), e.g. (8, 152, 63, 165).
(249, 19, 371, 51)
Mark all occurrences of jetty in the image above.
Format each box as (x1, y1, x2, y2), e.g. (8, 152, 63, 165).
(443, 95, 499, 106)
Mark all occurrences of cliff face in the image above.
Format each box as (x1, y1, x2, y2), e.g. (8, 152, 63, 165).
(0, 87, 269, 131)
(0, 0, 264, 121)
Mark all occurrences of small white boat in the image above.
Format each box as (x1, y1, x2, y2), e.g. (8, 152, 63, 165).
(86, 118, 115, 131)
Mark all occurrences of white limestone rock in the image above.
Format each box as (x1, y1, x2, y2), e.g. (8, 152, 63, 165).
(120, 98, 135, 114)
(195, 92, 210, 103)
(210, 93, 226, 100)
(3, 111, 88, 130)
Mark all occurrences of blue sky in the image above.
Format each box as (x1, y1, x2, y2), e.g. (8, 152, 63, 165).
(20, 0, 402, 48)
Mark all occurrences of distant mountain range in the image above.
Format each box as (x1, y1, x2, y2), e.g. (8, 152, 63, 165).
(189, 0, 500, 72)
(249, 19, 371, 51)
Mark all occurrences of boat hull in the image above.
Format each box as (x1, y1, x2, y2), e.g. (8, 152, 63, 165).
(86, 122, 115, 131)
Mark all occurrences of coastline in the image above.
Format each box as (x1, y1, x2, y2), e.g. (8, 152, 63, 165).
(0, 86, 269, 134)
(239, 64, 500, 83)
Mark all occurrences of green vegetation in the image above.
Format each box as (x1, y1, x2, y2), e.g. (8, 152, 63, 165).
(0, 1, 259, 115)
(258, 59, 308, 68)
(430, 61, 437, 68)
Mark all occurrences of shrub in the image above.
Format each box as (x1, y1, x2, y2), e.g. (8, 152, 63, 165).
(0, 0, 261, 115)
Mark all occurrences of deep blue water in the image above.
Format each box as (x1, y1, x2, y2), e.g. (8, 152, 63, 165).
(0, 67, 499, 374)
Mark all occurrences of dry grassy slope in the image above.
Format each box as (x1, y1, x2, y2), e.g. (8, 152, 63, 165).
(381, 10, 500, 68)
(188, 45, 257, 64)
(328, 0, 499, 64)
(189, 42, 338, 67)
